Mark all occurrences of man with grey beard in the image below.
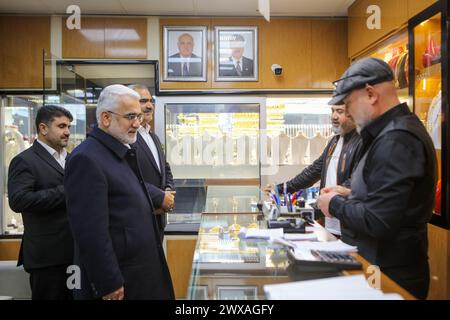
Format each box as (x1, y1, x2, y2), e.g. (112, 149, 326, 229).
(65, 84, 174, 300)
(264, 104, 361, 234)
(317, 57, 437, 299)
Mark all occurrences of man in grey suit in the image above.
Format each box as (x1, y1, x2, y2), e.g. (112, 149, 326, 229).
(167, 33, 202, 77)
(219, 34, 254, 77)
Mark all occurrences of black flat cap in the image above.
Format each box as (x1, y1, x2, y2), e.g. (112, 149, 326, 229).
(328, 57, 394, 105)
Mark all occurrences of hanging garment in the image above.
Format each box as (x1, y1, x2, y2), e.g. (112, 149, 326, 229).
(309, 132, 328, 164)
(290, 132, 309, 165)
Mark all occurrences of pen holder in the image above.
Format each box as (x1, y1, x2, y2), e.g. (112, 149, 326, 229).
(279, 206, 289, 214)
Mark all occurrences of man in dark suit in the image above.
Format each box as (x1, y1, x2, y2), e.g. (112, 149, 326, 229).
(219, 34, 254, 77)
(7, 105, 74, 300)
(167, 33, 202, 77)
(65, 84, 174, 300)
(129, 84, 174, 240)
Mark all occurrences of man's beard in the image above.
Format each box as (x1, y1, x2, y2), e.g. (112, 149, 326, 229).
(331, 125, 343, 135)
(109, 121, 137, 145)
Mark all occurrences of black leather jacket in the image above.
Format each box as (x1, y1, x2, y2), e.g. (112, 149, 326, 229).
(277, 129, 362, 193)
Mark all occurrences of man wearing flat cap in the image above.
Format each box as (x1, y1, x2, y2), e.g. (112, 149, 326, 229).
(317, 57, 437, 299)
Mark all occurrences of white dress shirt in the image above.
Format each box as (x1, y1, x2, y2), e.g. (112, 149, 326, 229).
(36, 139, 68, 169)
(324, 135, 344, 235)
(138, 124, 161, 172)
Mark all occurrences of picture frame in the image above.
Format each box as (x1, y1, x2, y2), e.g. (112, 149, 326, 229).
(215, 26, 258, 82)
(163, 26, 207, 82)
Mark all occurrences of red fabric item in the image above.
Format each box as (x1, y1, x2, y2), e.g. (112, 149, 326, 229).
(434, 179, 441, 214)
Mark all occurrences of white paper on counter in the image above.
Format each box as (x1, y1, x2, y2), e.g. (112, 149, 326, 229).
(264, 275, 404, 300)
(294, 240, 358, 253)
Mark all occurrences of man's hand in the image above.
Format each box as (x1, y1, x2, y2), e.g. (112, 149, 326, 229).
(161, 191, 175, 211)
(320, 185, 351, 197)
(263, 184, 274, 194)
(102, 286, 124, 300)
(317, 191, 339, 218)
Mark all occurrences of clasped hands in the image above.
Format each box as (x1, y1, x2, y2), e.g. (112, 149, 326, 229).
(155, 191, 176, 214)
(316, 185, 351, 217)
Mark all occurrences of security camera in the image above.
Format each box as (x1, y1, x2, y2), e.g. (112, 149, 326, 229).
(271, 64, 283, 75)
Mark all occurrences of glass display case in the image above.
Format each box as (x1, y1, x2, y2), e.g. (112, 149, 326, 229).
(409, 0, 449, 228)
(362, 29, 410, 105)
(0, 59, 158, 235)
(187, 213, 339, 300)
(164, 102, 261, 213)
(1, 95, 40, 235)
(261, 97, 332, 189)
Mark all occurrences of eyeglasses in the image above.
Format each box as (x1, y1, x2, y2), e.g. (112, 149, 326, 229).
(107, 110, 143, 122)
(139, 98, 155, 104)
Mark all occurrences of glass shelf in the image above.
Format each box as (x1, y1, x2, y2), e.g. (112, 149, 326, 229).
(412, 10, 444, 220)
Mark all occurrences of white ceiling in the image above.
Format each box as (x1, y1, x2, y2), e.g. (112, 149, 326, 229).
(0, 0, 355, 17)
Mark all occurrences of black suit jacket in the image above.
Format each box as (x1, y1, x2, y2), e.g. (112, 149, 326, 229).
(133, 131, 174, 238)
(219, 56, 254, 77)
(65, 127, 174, 300)
(167, 53, 202, 77)
(134, 131, 174, 192)
(7, 141, 74, 270)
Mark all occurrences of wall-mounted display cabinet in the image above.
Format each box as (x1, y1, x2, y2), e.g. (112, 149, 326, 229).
(409, 0, 449, 229)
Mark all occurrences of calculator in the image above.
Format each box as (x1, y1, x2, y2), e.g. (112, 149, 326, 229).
(288, 248, 362, 271)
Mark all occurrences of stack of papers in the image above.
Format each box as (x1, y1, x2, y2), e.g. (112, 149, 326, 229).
(239, 227, 283, 240)
(264, 275, 404, 300)
(294, 240, 358, 253)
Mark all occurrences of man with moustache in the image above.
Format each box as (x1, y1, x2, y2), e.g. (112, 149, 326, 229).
(317, 58, 437, 299)
(65, 85, 174, 300)
(264, 104, 361, 234)
(8, 105, 74, 299)
(129, 84, 174, 241)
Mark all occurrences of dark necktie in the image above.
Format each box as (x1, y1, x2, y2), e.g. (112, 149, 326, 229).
(183, 62, 189, 76)
(235, 61, 242, 76)
(125, 148, 142, 180)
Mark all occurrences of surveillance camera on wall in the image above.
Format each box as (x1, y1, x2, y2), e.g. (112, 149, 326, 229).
(271, 64, 283, 75)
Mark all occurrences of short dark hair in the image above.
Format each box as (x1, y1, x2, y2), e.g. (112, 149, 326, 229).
(35, 105, 73, 133)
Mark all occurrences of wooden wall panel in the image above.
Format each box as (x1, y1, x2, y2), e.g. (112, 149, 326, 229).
(105, 18, 147, 59)
(260, 19, 312, 89)
(159, 18, 212, 90)
(62, 17, 105, 59)
(166, 238, 197, 299)
(408, 0, 438, 19)
(348, 0, 408, 58)
(311, 20, 349, 89)
(0, 16, 50, 89)
(0, 240, 21, 261)
(428, 224, 450, 299)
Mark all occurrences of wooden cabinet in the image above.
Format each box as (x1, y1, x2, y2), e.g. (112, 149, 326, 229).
(105, 18, 147, 59)
(348, 0, 437, 59)
(0, 240, 21, 261)
(408, 0, 438, 19)
(260, 19, 312, 89)
(311, 20, 348, 88)
(62, 17, 147, 59)
(62, 18, 105, 59)
(428, 225, 450, 299)
(0, 16, 50, 89)
(164, 236, 197, 299)
(348, 0, 408, 58)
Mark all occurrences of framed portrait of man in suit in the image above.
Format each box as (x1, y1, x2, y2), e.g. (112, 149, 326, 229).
(163, 26, 207, 82)
(215, 26, 258, 82)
